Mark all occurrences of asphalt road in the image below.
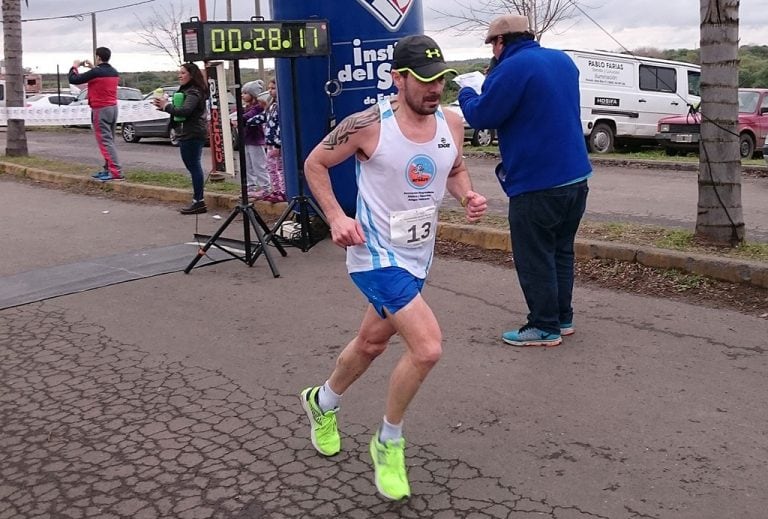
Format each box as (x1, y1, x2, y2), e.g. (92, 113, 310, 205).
(5, 127, 768, 241)
(1, 179, 766, 518)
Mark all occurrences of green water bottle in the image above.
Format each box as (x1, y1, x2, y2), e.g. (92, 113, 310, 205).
(172, 92, 186, 122)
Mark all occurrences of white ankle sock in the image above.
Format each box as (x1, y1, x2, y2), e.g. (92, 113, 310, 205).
(318, 381, 341, 412)
(379, 416, 403, 443)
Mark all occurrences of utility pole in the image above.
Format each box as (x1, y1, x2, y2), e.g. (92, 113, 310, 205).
(226, 0, 235, 87)
(255, 0, 264, 80)
(91, 13, 97, 64)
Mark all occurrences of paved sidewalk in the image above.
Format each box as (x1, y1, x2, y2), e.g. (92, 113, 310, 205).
(1, 175, 767, 518)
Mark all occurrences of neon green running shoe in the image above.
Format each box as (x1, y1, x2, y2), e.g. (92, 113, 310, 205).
(299, 386, 340, 456)
(369, 433, 411, 500)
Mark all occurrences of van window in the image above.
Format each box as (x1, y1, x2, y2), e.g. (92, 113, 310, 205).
(0, 83, 4, 101)
(639, 65, 676, 93)
(688, 71, 701, 97)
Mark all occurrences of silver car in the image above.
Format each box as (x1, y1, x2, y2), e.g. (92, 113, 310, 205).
(69, 86, 144, 128)
(122, 87, 240, 148)
(121, 87, 179, 145)
(25, 93, 78, 107)
(442, 101, 496, 147)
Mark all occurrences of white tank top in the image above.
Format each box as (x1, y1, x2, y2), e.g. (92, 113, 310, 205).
(346, 97, 458, 279)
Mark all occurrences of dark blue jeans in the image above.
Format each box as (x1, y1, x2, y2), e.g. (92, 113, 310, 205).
(179, 138, 206, 202)
(508, 180, 589, 334)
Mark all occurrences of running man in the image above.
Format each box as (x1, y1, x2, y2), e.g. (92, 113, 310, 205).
(300, 34, 488, 500)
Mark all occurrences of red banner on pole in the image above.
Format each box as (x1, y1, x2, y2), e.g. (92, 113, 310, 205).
(205, 62, 235, 179)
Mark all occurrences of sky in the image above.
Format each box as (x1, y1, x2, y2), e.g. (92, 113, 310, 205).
(3, 0, 768, 75)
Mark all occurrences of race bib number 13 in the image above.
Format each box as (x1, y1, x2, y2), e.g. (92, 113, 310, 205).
(389, 206, 437, 248)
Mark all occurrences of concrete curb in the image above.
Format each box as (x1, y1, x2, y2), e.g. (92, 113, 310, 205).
(466, 152, 768, 177)
(589, 157, 768, 176)
(437, 224, 768, 289)
(3, 161, 767, 289)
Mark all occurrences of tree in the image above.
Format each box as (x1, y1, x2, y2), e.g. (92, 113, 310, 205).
(628, 47, 666, 60)
(432, 0, 582, 42)
(2, 0, 29, 157)
(696, 0, 744, 246)
(133, 0, 187, 67)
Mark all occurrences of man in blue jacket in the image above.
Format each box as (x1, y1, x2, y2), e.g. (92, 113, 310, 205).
(458, 14, 592, 347)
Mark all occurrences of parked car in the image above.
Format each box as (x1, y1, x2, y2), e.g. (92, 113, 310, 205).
(764, 134, 768, 166)
(442, 101, 496, 147)
(656, 88, 768, 158)
(68, 86, 144, 128)
(122, 87, 239, 148)
(25, 93, 77, 107)
(71, 85, 144, 107)
(121, 87, 179, 144)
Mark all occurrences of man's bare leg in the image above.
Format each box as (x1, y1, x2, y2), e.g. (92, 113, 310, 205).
(326, 305, 397, 395)
(299, 305, 396, 457)
(381, 294, 442, 424)
(366, 294, 441, 501)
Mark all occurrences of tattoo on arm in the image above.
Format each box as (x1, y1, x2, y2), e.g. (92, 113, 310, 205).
(322, 106, 381, 150)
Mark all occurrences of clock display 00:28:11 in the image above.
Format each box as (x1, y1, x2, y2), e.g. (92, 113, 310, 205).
(206, 25, 327, 58)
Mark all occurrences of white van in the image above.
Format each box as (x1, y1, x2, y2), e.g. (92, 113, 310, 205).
(0, 79, 27, 107)
(563, 49, 701, 153)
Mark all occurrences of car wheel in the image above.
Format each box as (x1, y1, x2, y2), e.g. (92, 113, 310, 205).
(471, 129, 494, 147)
(169, 127, 180, 147)
(588, 122, 615, 154)
(739, 133, 755, 159)
(664, 147, 679, 156)
(122, 123, 141, 143)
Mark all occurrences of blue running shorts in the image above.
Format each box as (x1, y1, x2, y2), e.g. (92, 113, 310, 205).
(350, 267, 425, 318)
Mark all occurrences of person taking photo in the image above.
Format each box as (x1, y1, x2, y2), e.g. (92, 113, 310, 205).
(68, 47, 123, 182)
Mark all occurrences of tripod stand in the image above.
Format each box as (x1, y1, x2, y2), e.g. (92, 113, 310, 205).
(269, 56, 329, 252)
(185, 60, 287, 276)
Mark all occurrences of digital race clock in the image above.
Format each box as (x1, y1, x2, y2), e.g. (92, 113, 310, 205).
(181, 19, 330, 61)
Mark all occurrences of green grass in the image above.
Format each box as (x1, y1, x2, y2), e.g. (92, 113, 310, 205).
(2, 155, 241, 193)
(3, 155, 93, 175)
(579, 221, 768, 262)
(656, 229, 696, 250)
(127, 170, 241, 193)
(661, 270, 706, 292)
(580, 221, 768, 262)
(599, 222, 630, 241)
(24, 126, 85, 134)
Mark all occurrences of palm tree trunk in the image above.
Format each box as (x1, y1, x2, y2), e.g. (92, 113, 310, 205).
(696, 0, 743, 246)
(2, 0, 29, 157)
